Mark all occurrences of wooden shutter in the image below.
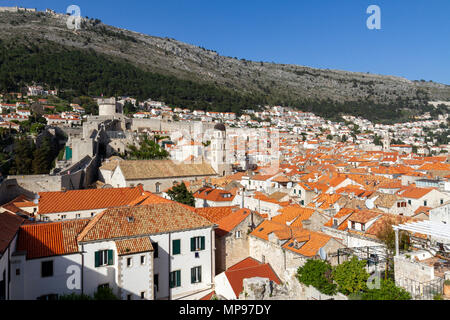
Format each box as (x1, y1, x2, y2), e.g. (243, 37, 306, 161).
(173, 240, 180, 255)
(169, 272, 174, 288)
(107, 250, 114, 265)
(95, 251, 100, 267)
(191, 237, 195, 251)
(176, 270, 181, 287)
(191, 268, 195, 284)
(200, 236, 205, 250)
(198, 266, 201, 283)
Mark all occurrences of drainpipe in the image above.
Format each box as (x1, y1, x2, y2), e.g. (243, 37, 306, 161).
(168, 232, 171, 300)
(7, 247, 10, 300)
(81, 244, 84, 296)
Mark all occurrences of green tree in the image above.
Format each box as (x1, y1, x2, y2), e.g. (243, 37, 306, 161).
(326, 134, 333, 140)
(30, 122, 46, 134)
(167, 182, 195, 206)
(59, 293, 92, 300)
(373, 134, 383, 146)
(332, 256, 369, 295)
(361, 278, 411, 300)
(93, 287, 119, 300)
(123, 101, 137, 115)
(32, 137, 54, 174)
(376, 218, 410, 280)
(296, 259, 337, 295)
(126, 138, 169, 160)
(11, 137, 34, 174)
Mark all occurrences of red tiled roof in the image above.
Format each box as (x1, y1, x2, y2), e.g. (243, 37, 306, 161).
(0, 211, 25, 254)
(194, 187, 235, 202)
(115, 237, 153, 255)
(77, 203, 215, 242)
(194, 206, 234, 223)
(397, 186, 434, 199)
(17, 219, 89, 259)
(200, 291, 216, 300)
(227, 257, 261, 271)
(38, 186, 144, 214)
(224, 258, 281, 298)
(216, 208, 252, 236)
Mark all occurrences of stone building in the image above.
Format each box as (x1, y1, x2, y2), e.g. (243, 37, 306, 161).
(99, 159, 218, 193)
(249, 220, 344, 282)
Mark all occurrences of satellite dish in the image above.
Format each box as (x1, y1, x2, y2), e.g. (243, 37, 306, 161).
(365, 198, 375, 210)
(319, 247, 327, 260)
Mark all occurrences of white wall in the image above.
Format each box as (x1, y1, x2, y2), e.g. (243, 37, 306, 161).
(118, 251, 153, 300)
(214, 272, 236, 300)
(11, 253, 82, 300)
(151, 227, 214, 300)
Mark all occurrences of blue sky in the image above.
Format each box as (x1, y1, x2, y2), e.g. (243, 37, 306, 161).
(3, 0, 450, 84)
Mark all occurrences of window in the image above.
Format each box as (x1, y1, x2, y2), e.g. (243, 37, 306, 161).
(16, 269, 20, 276)
(173, 239, 181, 255)
(95, 250, 114, 267)
(440, 199, 444, 205)
(41, 261, 53, 278)
(333, 219, 338, 227)
(140, 255, 145, 265)
(351, 221, 356, 229)
(300, 200, 304, 205)
(154, 274, 159, 292)
(127, 294, 132, 300)
(169, 270, 181, 288)
(408, 200, 411, 205)
(424, 200, 427, 206)
(155, 183, 160, 193)
(191, 266, 202, 284)
(361, 224, 365, 232)
(191, 236, 205, 251)
(127, 257, 132, 267)
(76, 214, 80, 218)
(152, 242, 159, 258)
(61, 215, 66, 219)
(91, 212, 95, 217)
(235, 231, 242, 239)
(140, 291, 145, 299)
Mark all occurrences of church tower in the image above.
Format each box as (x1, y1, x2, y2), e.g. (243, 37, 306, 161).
(211, 123, 232, 176)
(382, 132, 390, 151)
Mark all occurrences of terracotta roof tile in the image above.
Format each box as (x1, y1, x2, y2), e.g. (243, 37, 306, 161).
(0, 211, 25, 254)
(224, 260, 281, 297)
(115, 237, 153, 255)
(38, 186, 144, 214)
(194, 206, 234, 223)
(17, 219, 89, 259)
(77, 203, 215, 242)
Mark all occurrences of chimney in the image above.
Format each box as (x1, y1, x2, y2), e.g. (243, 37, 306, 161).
(302, 219, 312, 230)
(241, 187, 246, 209)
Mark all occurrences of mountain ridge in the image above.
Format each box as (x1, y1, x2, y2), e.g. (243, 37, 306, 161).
(1, 10, 450, 122)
